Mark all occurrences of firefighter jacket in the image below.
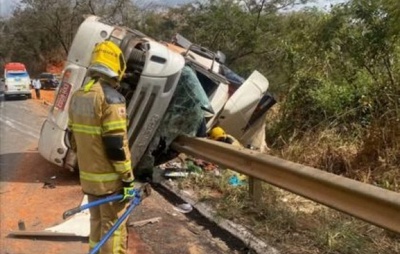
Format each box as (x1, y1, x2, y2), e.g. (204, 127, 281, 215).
(68, 78, 133, 196)
(217, 134, 242, 148)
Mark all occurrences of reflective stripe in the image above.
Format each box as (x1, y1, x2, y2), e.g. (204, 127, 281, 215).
(102, 120, 126, 132)
(80, 170, 120, 182)
(89, 239, 98, 248)
(83, 79, 96, 93)
(112, 221, 123, 254)
(113, 160, 132, 173)
(70, 123, 102, 135)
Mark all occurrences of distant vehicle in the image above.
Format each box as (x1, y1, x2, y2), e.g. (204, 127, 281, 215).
(39, 72, 59, 89)
(3, 62, 32, 99)
(0, 78, 5, 94)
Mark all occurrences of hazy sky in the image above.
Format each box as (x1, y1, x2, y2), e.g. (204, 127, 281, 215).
(0, 0, 348, 17)
(307, 0, 348, 9)
(0, 0, 15, 17)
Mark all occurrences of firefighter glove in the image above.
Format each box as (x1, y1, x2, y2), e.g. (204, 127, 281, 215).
(121, 180, 135, 201)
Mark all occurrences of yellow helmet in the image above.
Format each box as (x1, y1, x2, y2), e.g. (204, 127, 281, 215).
(209, 126, 226, 140)
(88, 41, 126, 81)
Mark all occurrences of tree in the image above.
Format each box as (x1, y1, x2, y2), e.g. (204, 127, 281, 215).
(1, 0, 139, 74)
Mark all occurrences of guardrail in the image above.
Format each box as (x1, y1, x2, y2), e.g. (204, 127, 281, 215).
(171, 136, 400, 233)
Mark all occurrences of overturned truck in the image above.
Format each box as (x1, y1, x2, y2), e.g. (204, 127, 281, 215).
(38, 15, 276, 178)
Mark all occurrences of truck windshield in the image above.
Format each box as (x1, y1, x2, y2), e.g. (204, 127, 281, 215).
(6, 72, 29, 78)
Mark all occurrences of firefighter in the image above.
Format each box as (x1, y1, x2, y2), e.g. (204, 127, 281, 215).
(208, 126, 247, 185)
(68, 40, 134, 254)
(208, 126, 242, 147)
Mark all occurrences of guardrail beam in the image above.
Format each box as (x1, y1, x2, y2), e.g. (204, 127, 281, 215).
(172, 136, 400, 233)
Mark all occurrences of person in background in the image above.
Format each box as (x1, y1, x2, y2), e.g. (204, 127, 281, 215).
(208, 126, 247, 186)
(208, 126, 242, 147)
(32, 78, 41, 99)
(68, 41, 134, 254)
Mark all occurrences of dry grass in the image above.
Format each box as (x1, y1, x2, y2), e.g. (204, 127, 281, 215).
(273, 128, 399, 192)
(178, 171, 399, 253)
(176, 127, 400, 254)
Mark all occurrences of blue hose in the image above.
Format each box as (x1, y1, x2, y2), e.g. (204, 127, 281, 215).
(62, 194, 124, 220)
(81, 194, 124, 210)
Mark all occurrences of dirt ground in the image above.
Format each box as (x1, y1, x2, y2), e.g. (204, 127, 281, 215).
(1, 89, 243, 254)
(31, 89, 56, 105)
(0, 147, 87, 254)
(0, 89, 83, 253)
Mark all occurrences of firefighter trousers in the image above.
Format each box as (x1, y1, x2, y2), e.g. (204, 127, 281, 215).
(88, 194, 129, 254)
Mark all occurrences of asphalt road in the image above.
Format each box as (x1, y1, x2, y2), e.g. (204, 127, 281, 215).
(0, 93, 246, 254)
(0, 80, 4, 94)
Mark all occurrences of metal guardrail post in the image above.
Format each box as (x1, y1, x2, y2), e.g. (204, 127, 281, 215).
(172, 136, 400, 233)
(248, 177, 263, 204)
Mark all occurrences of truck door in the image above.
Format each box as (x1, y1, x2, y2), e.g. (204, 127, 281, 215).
(217, 70, 270, 139)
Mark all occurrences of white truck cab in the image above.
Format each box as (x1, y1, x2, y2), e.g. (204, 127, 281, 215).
(38, 15, 275, 175)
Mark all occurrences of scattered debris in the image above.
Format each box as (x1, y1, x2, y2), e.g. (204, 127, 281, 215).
(43, 176, 57, 188)
(128, 217, 162, 227)
(226, 169, 247, 186)
(157, 155, 224, 182)
(9, 195, 90, 238)
(228, 175, 245, 186)
(174, 203, 193, 214)
(43, 181, 55, 189)
(186, 160, 203, 174)
(163, 169, 189, 178)
(191, 159, 218, 171)
(18, 220, 26, 231)
(158, 161, 184, 170)
(9, 230, 79, 237)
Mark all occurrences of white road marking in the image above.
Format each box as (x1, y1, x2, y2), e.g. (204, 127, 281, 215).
(1, 114, 41, 134)
(0, 117, 40, 139)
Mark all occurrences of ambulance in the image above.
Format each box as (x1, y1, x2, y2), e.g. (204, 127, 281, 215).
(4, 62, 31, 99)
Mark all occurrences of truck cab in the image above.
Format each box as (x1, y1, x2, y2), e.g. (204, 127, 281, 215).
(4, 62, 32, 100)
(38, 16, 275, 176)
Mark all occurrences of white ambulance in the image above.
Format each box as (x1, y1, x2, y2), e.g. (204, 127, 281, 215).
(4, 62, 32, 100)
